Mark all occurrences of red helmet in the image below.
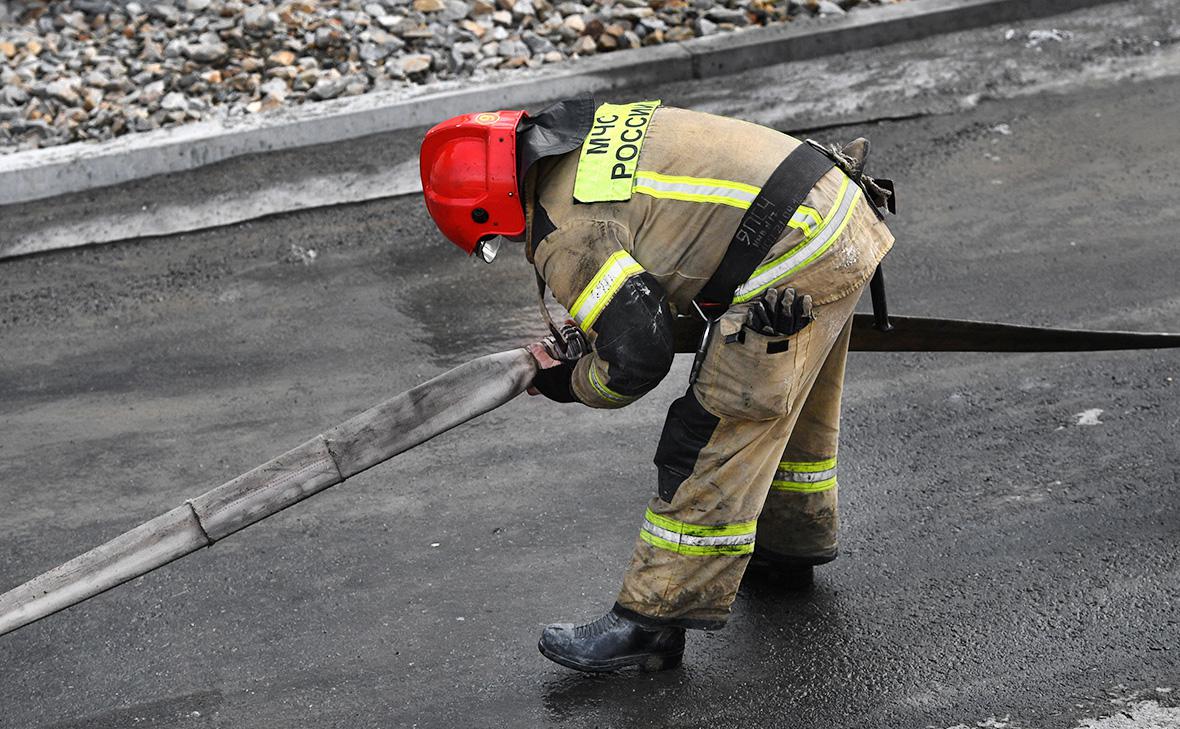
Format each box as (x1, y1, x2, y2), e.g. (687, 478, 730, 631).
(419, 110, 528, 256)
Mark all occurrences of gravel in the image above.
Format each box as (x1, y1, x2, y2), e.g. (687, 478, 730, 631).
(0, 0, 895, 153)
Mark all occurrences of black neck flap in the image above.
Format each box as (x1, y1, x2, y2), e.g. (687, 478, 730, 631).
(515, 96, 595, 190)
(516, 97, 594, 340)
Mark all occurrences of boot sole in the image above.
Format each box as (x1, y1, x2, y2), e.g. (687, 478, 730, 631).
(537, 639, 683, 673)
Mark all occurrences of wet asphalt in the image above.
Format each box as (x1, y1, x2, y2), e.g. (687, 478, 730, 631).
(2, 29, 1180, 729)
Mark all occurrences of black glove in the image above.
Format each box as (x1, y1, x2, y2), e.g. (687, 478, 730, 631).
(530, 360, 578, 403)
(744, 287, 813, 336)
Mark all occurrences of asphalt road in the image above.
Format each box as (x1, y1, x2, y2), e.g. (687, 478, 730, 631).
(2, 35, 1180, 729)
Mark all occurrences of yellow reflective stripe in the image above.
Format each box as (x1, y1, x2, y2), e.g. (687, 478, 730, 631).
(641, 509, 757, 556)
(644, 508, 756, 538)
(636, 171, 761, 195)
(634, 171, 760, 210)
(587, 365, 634, 405)
(736, 176, 856, 301)
(770, 476, 837, 493)
(773, 457, 837, 493)
(643, 520, 756, 547)
(573, 100, 661, 203)
(778, 457, 837, 472)
(787, 220, 813, 238)
(640, 530, 755, 556)
(795, 204, 822, 225)
(732, 176, 861, 304)
(787, 205, 823, 237)
(787, 216, 814, 238)
(634, 185, 751, 210)
(569, 250, 645, 330)
(636, 170, 761, 195)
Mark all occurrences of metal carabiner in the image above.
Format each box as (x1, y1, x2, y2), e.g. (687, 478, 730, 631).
(688, 299, 718, 386)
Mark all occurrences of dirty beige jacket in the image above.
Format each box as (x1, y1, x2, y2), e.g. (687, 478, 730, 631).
(525, 103, 895, 409)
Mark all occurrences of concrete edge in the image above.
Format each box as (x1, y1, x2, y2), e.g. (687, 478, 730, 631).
(1, 162, 425, 259)
(0, 44, 698, 206)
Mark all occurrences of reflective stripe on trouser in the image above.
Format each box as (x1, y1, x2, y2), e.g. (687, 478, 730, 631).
(640, 510, 756, 556)
(616, 288, 863, 629)
(756, 315, 852, 565)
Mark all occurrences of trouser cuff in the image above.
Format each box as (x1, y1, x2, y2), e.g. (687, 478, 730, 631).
(613, 602, 726, 631)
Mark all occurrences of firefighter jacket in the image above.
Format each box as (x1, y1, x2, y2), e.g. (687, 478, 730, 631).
(523, 100, 895, 409)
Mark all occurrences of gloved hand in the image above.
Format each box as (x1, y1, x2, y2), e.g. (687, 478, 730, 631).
(526, 321, 584, 403)
(529, 361, 578, 403)
(744, 287, 814, 336)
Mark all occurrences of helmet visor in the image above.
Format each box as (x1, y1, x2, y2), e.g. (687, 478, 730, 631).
(475, 236, 503, 264)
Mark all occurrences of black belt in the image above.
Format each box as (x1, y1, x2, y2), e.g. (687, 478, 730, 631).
(695, 141, 835, 308)
(686, 142, 835, 385)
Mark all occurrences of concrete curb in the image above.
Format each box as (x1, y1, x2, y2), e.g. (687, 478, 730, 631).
(0, 0, 1116, 210)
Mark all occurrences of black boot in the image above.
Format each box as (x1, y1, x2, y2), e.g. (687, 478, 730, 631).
(538, 606, 686, 673)
(742, 546, 835, 592)
(742, 558, 815, 591)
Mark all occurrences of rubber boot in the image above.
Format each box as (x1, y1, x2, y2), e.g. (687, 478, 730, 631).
(742, 559, 815, 591)
(538, 606, 686, 673)
(742, 545, 836, 592)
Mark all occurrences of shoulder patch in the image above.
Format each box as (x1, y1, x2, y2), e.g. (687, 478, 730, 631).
(573, 100, 661, 204)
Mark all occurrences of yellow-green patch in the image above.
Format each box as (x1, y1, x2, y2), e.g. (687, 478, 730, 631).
(573, 100, 661, 203)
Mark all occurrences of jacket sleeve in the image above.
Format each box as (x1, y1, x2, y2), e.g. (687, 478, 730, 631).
(534, 218, 675, 409)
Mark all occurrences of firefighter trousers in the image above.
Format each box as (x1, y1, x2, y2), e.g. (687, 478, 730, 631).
(614, 285, 862, 629)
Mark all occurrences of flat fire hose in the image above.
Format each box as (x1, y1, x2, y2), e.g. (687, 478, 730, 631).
(850, 265, 1180, 351)
(849, 266, 1180, 352)
(671, 268, 1180, 354)
(0, 347, 543, 638)
(669, 314, 1180, 355)
(846, 314, 1180, 352)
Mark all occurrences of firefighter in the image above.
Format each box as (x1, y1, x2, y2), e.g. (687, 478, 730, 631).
(418, 97, 895, 673)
